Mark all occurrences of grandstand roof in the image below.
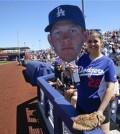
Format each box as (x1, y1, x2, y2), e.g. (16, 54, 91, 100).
(0, 47, 30, 51)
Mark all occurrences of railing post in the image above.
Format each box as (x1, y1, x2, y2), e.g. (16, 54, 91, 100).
(44, 95, 50, 118)
(53, 107, 63, 134)
(37, 85, 40, 101)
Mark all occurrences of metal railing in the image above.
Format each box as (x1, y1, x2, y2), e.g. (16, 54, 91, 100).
(37, 74, 105, 134)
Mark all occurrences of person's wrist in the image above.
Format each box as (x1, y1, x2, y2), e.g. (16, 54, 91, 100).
(96, 110, 103, 116)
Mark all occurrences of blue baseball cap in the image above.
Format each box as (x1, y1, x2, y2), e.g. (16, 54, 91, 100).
(54, 60, 62, 66)
(45, 5, 86, 32)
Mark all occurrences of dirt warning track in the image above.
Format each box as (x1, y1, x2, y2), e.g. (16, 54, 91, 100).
(0, 62, 47, 134)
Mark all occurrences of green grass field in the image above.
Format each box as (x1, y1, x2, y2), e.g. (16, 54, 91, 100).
(0, 61, 12, 65)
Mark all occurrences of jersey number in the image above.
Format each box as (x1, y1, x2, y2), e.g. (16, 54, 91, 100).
(88, 77, 101, 88)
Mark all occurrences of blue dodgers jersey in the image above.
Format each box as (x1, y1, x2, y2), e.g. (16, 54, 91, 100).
(77, 54, 117, 113)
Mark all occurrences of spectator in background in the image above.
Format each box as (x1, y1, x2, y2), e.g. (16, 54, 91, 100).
(109, 47, 118, 65)
(63, 66, 77, 104)
(48, 60, 64, 88)
(102, 45, 109, 56)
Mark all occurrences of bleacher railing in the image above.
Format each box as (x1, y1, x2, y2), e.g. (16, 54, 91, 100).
(37, 74, 105, 134)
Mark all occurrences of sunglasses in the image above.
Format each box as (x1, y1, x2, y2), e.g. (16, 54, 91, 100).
(87, 40, 99, 44)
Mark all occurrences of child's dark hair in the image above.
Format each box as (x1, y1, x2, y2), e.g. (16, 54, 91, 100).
(89, 30, 103, 40)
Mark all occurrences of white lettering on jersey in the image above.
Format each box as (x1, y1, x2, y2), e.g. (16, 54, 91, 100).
(78, 66, 104, 77)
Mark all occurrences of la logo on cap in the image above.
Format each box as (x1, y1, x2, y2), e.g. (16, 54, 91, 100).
(56, 7, 65, 17)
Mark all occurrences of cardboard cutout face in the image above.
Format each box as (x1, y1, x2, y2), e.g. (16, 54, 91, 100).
(48, 20, 86, 62)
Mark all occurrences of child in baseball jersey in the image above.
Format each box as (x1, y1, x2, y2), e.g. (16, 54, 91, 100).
(77, 30, 117, 133)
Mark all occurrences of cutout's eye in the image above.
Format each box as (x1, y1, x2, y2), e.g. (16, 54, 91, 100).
(87, 40, 92, 43)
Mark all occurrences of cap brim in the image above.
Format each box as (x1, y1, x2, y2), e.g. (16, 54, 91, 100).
(45, 18, 65, 32)
(45, 18, 86, 32)
(45, 23, 54, 32)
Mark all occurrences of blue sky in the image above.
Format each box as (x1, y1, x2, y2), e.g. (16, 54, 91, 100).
(0, 0, 120, 50)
